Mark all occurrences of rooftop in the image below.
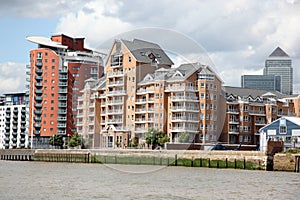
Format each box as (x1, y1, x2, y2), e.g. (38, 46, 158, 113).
(268, 46, 289, 57)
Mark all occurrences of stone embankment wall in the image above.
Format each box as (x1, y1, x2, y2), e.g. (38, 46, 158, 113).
(273, 153, 300, 172)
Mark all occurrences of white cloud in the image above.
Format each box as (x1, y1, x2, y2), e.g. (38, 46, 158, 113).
(0, 62, 26, 94)
(4, 0, 300, 93)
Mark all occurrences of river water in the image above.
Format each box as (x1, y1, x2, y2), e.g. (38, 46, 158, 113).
(0, 160, 299, 200)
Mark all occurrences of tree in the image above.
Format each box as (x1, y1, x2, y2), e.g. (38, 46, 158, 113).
(49, 134, 64, 149)
(68, 133, 82, 148)
(146, 128, 169, 149)
(178, 132, 190, 143)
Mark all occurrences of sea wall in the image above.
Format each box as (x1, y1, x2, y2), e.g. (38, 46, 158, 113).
(273, 153, 300, 172)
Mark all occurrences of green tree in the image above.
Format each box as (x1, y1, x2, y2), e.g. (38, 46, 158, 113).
(68, 133, 82, 148)
(146, 128, 169, 149)
(178, 132, 190, 143)
(49, 134, 64, 149)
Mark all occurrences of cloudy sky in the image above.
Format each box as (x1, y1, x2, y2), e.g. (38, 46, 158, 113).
(0, 0, 300, 94)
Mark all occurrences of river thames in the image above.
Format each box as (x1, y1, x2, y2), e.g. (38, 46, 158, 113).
(0, 160, 299, 199)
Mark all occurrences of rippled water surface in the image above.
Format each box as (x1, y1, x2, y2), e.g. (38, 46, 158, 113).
(0, 160, 299, 199)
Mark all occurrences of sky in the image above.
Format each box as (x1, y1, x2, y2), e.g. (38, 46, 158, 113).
(0, 0, 300, 94)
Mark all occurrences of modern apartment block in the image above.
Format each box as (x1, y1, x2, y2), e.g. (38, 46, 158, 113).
(220, 86, 298, 145)
(26, 34, 104, 148)
(0, 92, 28, 149)
(77, 77, 105, 148)
(88, 38, 225, 149)
(264, 47, 293, 95)
(241, 75, 281, 92)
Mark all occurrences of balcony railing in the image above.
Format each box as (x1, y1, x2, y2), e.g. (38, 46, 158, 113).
(107, 72, 124, 77)
(165, 86, 198, 92)
(106, 90, 126, 96)
(171, 96, 198, 101)
(136, 88, 155, 94)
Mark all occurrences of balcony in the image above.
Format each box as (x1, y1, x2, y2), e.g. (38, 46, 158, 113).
(136, 88, 155, 94)
(227, 109, 239, 114)
(110, 61, 123, 68)
(35, 68, 43, 74)
(107, 72, 124, 78)
(172, 117, 199, 122)
(35, 96, 43, 101)
(20, 138, 26, 143)
(5, 132, 10, 137)
(108, 80, 124, 87)
(58, 117, 67, 121)
(107, 119, 123, 124)
(249, 110, 266, 116)
(34, 123, 41, 128)
(58, 103, 67, 107)
(59, 89, 68, 93)
(33, 82, 43, 88)
(171, 127, 198, 133)
(59, 68, 68, 73)
(106, 90, 126, 96)
(107, 109, 123, 114)
(107, 100, 123, 105)
(135, 127, 147, 133)
(34, 110, 42, 115)
(57, 123, 66, 128)
(6, 109, 11, 114)
(34, 116, 41, 121)
(6, 115, 10, 119)
(13, 109, 18, 114)
(35, 89, 43, 94)
(35, 76, 43, 81)
(35, 103, 42, 108)
(34, 130, 41, 135)
(135, 108, 146, 113)
(229, 129, 239, 135)
(58, 110, 67, 114)
(255, 121, 266, 126)
(59, 75, 68, 80)
(171, 96, 198, 102)
(35, 62, 42, 67)
(59, 82, 68, 86)
(58, 96, 67, 100)
(171, 106, 199, 112)
(5, 138, 10, 143)
(135, 99, 147, 104)
(165, 86, 198, 92)
(229, 119, 239, 124)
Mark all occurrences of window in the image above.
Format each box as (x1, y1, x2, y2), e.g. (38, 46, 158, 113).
(200, 83, 205, 88)
(52, 66, 55, 70)
(128, 56, 131, 62)
(280, 126, 286, 134)
(239, 135, 243, 142)
(52, 59, 55, 63)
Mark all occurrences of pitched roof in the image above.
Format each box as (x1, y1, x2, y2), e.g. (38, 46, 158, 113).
(223, 86, 287, 99)
(269, 47, 289, 57)
(121, 39, 174, 65)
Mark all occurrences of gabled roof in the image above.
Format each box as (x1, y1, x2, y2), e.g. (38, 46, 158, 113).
(259, 116, 300, 132)
(269, 47, 289, 57)
(167, 63, 201, 82)
(121, 39, 174, 65)
(223, 86, 287, 99)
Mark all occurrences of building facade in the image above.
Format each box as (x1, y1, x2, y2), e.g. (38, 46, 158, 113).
(241, 75, 281, 92)
(26, 34, 104, 148)
(220, 86, 298, 146)
(260, 117, 300, 151)
(0, 92, 28, 149)
(89, 38, 225, 149)
(264, 47, 293, 95)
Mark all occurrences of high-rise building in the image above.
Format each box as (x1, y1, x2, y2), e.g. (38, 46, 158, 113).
(241, 75, 281, 91)
(26, 34, 104, 148)
(264, 47, 293, 95)
(0, 92, 28, 149)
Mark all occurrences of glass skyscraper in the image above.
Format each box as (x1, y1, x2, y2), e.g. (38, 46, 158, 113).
(264, 47, 292, 95)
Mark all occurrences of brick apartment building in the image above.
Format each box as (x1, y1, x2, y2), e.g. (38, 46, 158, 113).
(26, 34, 104, 148)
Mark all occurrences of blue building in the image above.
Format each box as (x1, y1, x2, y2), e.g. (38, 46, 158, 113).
(259, 117, 300, 151)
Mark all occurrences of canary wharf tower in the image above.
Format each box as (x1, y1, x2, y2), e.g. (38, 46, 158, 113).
(264, 47, 293, 95)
